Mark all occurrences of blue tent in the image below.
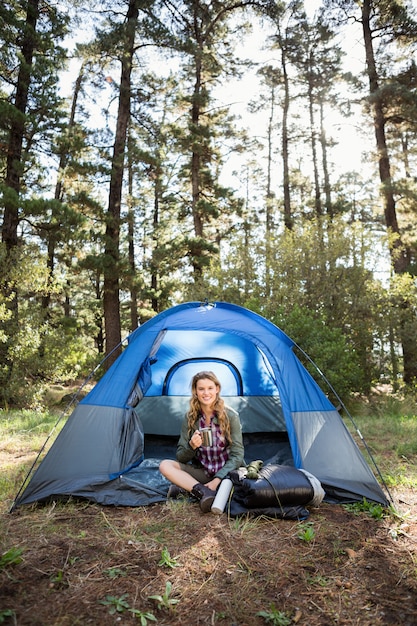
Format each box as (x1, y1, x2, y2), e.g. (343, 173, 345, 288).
(14, 301, 388, 508)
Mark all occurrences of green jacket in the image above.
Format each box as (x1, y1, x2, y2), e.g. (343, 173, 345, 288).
(176, 406, 245, 480)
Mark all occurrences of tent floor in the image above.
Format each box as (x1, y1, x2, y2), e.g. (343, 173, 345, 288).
(114, 432, 296, 506)
(144, 431, 294, 467)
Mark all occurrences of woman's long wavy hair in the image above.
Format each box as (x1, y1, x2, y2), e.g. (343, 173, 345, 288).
(187, 371, 232, 444)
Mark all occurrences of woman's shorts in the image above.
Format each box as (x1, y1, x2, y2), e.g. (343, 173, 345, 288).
(179, 462, 210, 484)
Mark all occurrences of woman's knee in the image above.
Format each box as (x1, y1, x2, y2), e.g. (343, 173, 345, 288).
(159, 459, 176, 477)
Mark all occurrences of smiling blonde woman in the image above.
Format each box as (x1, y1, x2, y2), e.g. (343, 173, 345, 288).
(159, 371, 244, 513)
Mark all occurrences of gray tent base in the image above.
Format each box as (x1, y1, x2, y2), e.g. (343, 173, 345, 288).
(24, 432, 363, 509)
(109, 432, 293, 507)
(105, 434, 373, 508)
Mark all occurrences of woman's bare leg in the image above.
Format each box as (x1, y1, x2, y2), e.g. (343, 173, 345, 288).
(159, 459, 197, 491)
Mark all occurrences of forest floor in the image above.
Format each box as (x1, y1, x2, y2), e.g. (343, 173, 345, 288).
(1, 480, 417, 625)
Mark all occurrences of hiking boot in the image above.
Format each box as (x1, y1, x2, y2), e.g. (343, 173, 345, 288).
(167, 484, 187, 499)
(191, 483, 217, 513)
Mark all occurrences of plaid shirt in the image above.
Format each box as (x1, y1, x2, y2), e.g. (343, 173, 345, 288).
(195, 413, 229, 477)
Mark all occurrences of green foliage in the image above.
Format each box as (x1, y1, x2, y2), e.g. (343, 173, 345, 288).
(100, 593, 158, 622)
(148, 581, 179, 610)
(208, 216, 396, 398)
(0, 546, 23, 570)
(99, 593, 130, 615)
(0, 243, 98, 408)
(272, 304, 364, 401)
(306, 574, 330, 587)
(257, 603, 292, 625)
(297, 523, 316, 542)
(50, 569, 66, 586)
(0, 0, 416, 407)
(158, 546, 180, 568)
(129, 609, 157, 624)
(350, 392, 417, 420)
(342, 498, 385, 520)
(0, 609, 15, 624)
(103, 566, 127, 579)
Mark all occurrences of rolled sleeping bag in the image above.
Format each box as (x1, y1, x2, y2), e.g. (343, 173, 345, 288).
(230, 464, 315, 509)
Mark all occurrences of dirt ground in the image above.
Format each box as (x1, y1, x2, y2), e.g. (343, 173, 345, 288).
(1, 486, 417, 626)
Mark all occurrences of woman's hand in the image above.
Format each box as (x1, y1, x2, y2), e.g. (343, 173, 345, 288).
(189, 430, 202, 450)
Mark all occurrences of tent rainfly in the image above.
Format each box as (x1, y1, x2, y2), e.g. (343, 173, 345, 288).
(13, 301, 389, 510)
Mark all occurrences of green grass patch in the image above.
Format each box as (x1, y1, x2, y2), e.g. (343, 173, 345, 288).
(344, 395, 417, 490)
(0, 409, 63, 455)
(0, 409, 66, 512)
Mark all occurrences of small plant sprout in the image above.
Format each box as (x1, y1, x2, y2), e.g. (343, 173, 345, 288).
(307, 573, 329, 587)
(99, 594, 157, 623)
(129, 608, 157, 624)
(257, 603, 292, 625)
(343, 498, 385, 520)
(158, 546, 180, 568)
(0, 546, 23, 570)
(0, 609, 16, 624)
(104, 566, 127, 579)
(99, 593, 130, 615)
(148, 581, 180, 610)
(297, 522, 315, 542)
(50, 569, 65, 586)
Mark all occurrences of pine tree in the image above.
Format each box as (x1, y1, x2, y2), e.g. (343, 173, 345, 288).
(162, 0, 264, 281)
(324, 0, 417, 384)
(0, 0, 70, 400)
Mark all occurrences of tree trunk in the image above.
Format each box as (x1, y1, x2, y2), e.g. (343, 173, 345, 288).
(2, 0, 39, 251)
(361, 0, 407, 273)
(183, 1, 254, 280)
(94, 271, 104, 354)
(103, 0, 139, 365)
(319, 99, 332, 218)
(281, 43, 292, 230)
(190, 46, 204, 278)
(0, 0, 39, 389)
(307, 54, 322, 219)
(127, 205, 139, 327)
(361, 0, 417, 384)
(265, 82, 275, 298)
(150, 161, 161, 314)
(127, 136, 139, 330)
(400, 131, 411, 178)
(41, 62, 86, 318)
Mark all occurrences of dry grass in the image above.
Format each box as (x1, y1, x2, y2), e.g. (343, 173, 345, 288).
(1, 486, 417, 624)
(1, 405, 417, 625)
